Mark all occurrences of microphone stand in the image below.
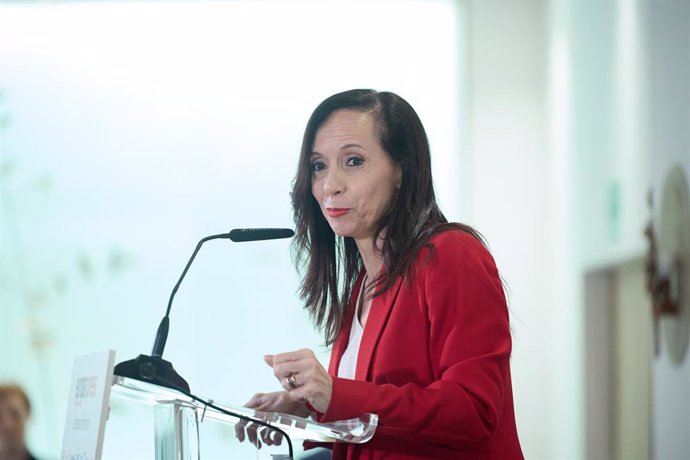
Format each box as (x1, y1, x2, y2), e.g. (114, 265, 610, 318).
(113, 228, 295, 458)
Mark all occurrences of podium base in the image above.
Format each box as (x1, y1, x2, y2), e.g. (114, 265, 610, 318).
(114, 354, 190, 393)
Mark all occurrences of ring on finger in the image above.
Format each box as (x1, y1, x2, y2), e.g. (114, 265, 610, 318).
(286, 374, 299, 390)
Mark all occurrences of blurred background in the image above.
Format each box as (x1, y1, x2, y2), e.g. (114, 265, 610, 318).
(0, 0, 688, 459)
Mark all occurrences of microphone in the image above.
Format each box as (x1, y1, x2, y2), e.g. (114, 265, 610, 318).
(114, 227, 294, 392)
(228, 227, 295, 242)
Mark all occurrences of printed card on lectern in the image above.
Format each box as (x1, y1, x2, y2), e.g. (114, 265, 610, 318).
(61, 350, 116, 460)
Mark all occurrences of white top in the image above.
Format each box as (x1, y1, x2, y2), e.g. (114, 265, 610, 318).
(337, 281, 366, 379)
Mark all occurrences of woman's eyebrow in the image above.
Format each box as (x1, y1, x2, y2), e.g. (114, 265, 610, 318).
(311, 143, 365, 157)
(340, 143, 365, 150)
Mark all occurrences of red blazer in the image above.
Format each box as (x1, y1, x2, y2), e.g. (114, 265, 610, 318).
(315, 231, 523, 459)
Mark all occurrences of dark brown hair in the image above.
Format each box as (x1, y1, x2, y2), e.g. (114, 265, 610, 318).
(291, 89, 483, 346)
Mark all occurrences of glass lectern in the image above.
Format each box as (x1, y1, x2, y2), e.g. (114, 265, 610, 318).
(111, 376, 378, 459)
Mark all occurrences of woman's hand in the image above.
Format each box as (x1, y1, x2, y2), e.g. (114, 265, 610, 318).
(265, 348, 333, 414)
(244, 390, 310, 416)
(235, 391, 307, 448)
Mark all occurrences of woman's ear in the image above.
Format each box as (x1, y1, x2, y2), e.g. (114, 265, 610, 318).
(395, 165, 402, 189)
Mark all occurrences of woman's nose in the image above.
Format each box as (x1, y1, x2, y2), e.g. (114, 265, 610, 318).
(323, 169, 345, 196)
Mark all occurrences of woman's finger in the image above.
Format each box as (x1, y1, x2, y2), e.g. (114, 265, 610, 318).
(234, 420, 246, 442)
(270, 429, 284, 446)
(272, 349, 314, 366)
(279, 373, 301, 392)
(244, 393, 264, 408)
(246, 422, 261, 449)
(260, 427, 274, 446)
(273, 361, 305, 380)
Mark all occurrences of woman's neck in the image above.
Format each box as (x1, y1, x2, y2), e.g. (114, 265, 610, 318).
(355, 236, 384, 281)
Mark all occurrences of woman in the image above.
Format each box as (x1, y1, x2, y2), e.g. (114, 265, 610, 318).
(240, 89, 523, 459)
(0, 384, 38, 460)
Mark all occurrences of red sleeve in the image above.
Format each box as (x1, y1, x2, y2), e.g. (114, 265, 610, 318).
(318, 232, 512, 448)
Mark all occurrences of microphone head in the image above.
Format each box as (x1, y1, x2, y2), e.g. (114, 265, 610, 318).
(228, 228, 295, 242)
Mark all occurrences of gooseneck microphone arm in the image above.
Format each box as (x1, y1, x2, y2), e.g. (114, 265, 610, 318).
(168, 233, 232, 318)
(151, 233, 230, 358)
(114, 227, 295, 395)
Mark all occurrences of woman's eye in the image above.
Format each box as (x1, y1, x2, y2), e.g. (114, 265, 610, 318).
(311, 161, 327, 172)
(345, 156, 364, 167)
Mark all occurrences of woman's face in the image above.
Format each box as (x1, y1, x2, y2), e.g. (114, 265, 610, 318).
(0, 395, 28, 451)
(311, 109, 402, 242)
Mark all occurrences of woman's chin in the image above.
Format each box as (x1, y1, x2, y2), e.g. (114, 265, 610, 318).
(332, 229, 353, 238)
(329, 225, 355, 238)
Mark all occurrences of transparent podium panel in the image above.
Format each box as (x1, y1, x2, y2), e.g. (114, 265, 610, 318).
(111, 376, 378, 459)
(153, 402, 198, 459)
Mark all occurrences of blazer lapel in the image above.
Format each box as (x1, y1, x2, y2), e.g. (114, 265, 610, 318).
(354, 275, 404, 380)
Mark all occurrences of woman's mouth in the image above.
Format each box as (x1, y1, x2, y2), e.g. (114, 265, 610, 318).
(326, 208, 351, 218)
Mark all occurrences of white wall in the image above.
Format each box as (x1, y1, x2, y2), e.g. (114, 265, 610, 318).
(462, 1, 690, 459)
(461, 1, 579, 459)
(647, 1, 690, 458)
(553, 0, 690, 458)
